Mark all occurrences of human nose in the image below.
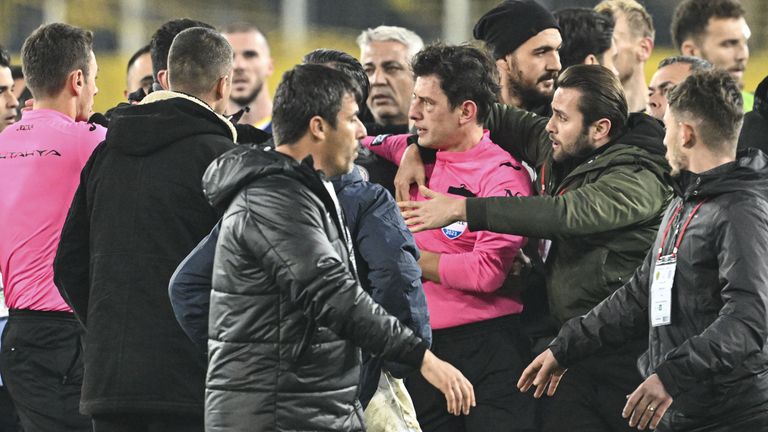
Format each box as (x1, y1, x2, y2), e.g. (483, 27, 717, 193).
(736, 42, 749, 62)
(548, 52, 562, 73)
(6, 91, 18, 109)
(545, 117, 556, 135)
(370, 67, 386, 85)
(408, 100, 420, 121)
(356, 118, 367, 140)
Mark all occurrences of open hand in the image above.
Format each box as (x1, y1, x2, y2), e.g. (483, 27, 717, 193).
(420, 350, 476, 416)
(517, 348, 567, 398)
(398, 186, 466, 233)
(623, 374, 672, 430)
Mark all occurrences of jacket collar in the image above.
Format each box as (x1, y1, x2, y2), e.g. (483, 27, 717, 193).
(141, 90, 237, 142)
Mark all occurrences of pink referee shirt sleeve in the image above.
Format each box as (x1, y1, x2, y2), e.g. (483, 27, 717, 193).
(438, 166, 533, 293)
(360, 134, 409, 165)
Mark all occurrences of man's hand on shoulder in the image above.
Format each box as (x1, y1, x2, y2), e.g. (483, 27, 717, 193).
(420, 349, 475, 416)
(394, 143, 426, 202)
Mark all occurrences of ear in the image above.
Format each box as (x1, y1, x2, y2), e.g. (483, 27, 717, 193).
(637, 37, 654, 62)
(495, 57, 511, 75)
(680, 40, 698, 57)
(157, 69, 170, 90)
(592, 118, 612, 141)
(308, 115, 326, 141)
(680, 121, 696, 149)
(266, 58, 275, 77)
(458, 100, 477, 126)
(68, 69, 84, 96)
(215, 75, 228, 100)
(583, 54, 599, 65)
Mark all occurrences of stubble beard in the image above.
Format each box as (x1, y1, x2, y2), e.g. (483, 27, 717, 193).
(231, 82, 264, 107)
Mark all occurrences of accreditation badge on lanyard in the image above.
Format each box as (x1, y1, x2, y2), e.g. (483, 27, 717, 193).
(650, 199, 709, 327)
(651, 255, 675, 326)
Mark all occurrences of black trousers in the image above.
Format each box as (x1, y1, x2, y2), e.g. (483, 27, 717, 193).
(92, 413, 203, 432)
(0, 310, 91, 432)
(540, 338, 645, 432)
(0, 386, 21, 432)
(406, 315, 537, 432)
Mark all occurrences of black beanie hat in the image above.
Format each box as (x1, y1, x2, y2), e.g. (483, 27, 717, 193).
(474, 0, 559, 60)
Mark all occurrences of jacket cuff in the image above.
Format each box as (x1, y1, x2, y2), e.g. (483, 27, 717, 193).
(400, 339, 429, 369)
(466, 198, 489, 232)
(653, 362, 682, 397)
(547, 337, 570, 368)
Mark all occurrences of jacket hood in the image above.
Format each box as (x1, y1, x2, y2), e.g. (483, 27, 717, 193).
(672, 148, 768, 199)
(614, 113, 667, 157)
(202, 145, 305, 210)
(107, 91, 237, 156)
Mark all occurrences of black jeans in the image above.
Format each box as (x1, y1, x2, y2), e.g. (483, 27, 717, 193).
(92, 413, 203, 432)
(406, 315, 537, 432)
(0, 310, 91, 432)
(540, 338, 646, 432)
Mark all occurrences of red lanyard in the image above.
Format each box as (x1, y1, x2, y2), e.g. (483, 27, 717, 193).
(540, 164, 547, 195)
(657, 198, 709, 259)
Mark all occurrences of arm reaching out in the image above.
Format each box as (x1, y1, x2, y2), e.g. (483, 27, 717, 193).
(517, 348, 567, 399)
(398, 186, 467, 232)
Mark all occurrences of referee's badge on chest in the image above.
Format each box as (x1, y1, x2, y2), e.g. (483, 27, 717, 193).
(442, 221, 468, 240)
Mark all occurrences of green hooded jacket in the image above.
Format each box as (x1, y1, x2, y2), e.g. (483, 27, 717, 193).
(468, 104, 672, 323)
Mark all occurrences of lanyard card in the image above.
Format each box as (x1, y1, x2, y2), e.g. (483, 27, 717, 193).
(651, 255, 676, 327)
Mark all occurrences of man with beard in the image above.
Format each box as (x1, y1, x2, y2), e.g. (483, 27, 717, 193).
(595, 0, 655, 114)
(473, 0, 561, 116)
(672, 0, 753, 111)
(396, 65, 671, 431)
(222, 22, 274, 132)
(519, 68, 768, 432)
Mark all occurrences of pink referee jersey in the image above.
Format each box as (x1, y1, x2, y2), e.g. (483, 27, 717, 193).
(362, 131, 533, 329)
(0, 109, 105, 311)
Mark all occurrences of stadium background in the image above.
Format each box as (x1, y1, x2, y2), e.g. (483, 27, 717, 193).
(0, 0, 765, 114)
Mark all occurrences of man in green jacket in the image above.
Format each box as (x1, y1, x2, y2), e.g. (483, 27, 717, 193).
(397, 65, 671, 432)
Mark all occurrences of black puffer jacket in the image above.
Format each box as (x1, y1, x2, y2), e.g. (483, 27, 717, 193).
(202, 146, 429, 432)
(551, 149, 768, 423)
(54, 91, 237, 416)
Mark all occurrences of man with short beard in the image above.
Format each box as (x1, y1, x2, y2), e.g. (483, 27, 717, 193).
(520, 68, 768, 432)
(671, 0, 753, 111)
(222, 22, 274, 132)
(396, 65, 671, 432)
(473, 0, 561, 116)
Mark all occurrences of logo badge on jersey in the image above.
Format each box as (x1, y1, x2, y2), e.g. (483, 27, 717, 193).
(442, 221, 468, 240)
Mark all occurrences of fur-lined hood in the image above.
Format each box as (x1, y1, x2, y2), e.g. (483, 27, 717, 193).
(106, 90, 237, 156)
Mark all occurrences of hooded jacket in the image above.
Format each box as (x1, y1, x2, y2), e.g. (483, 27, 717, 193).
(53, 91, 236, 416)
(167, 165, 431, 408)
(469, 104, 672, 323)
(202, 145, 428, 432)
(550, 149, 768, 424)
